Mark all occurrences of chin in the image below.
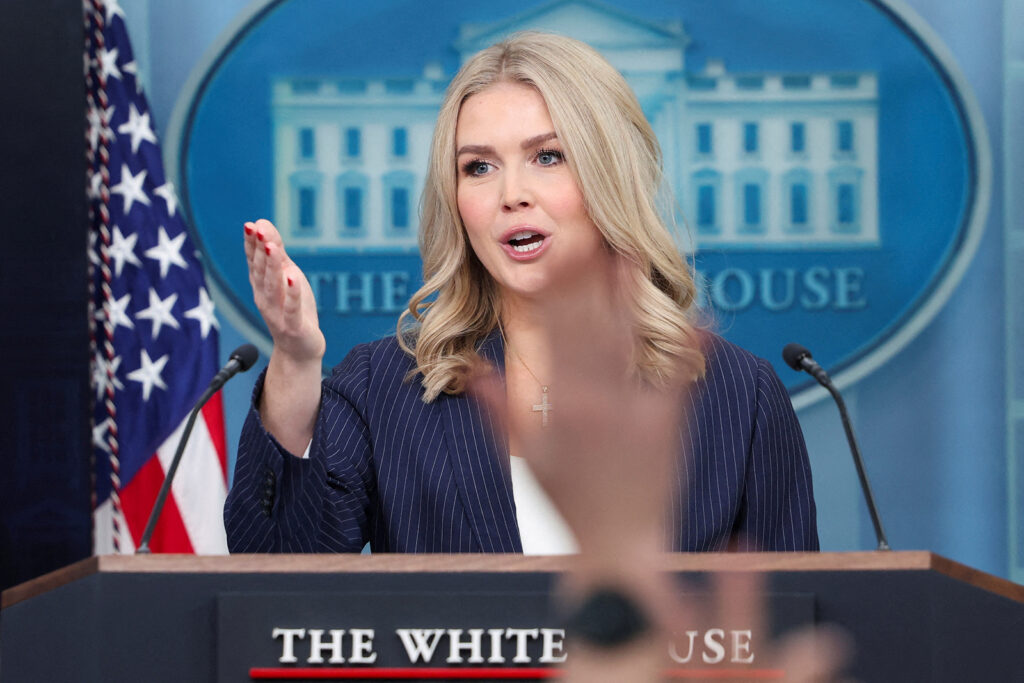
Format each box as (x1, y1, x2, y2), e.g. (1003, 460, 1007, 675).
(497, 276, 553, 301)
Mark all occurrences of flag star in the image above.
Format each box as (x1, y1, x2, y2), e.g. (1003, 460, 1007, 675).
(106, 225, 142, 276)
(92, 352, 124, 401)
(104, 0, 126, 23)
(154, 182, 179, 217)
(103, 292, 135, 331)
(127, 349, 169, 401)
(144, 227, 189, 279)
(185, 288, 219, 338)
(93, 418, 112, 453)
(121, 60, 143, 93)
(98, 46, 122, 82)
(136, 288, 180, 339)
(110, 164, 150, 215)
(117, 104, 157, 154)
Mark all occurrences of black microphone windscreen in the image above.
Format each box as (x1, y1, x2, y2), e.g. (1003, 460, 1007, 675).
(782, 343, 811, 371)
(230, 343, 260, 372)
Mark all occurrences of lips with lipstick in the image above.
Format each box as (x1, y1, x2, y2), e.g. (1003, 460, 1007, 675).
(501, 228, 551, 260)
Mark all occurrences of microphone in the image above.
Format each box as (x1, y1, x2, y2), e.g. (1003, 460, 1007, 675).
(209, 343, 260, 392)
(782, 343, 829, 386)
(136, 344, 259, 554)
(783, 343, 890, 551)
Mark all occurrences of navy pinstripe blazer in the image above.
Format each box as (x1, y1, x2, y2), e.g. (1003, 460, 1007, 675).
(225, 332, 818, 553)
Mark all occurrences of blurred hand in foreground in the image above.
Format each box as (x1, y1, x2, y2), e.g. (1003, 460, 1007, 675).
(471, 257, 851, 682)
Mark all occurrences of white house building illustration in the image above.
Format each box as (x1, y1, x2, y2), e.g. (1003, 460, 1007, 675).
(271, 0, 879, 253)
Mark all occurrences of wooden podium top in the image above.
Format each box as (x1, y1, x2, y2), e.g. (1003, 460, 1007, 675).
(5, 550, 1023, 608)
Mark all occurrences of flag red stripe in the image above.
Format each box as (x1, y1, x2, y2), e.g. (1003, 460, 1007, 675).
(202, 391, 229, 481)
(120, 456, 195, 553)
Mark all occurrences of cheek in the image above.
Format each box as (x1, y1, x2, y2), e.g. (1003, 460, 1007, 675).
(457, 186, 491, 264)
(456, 184, 490, 235)
(544, 177, 588, 221)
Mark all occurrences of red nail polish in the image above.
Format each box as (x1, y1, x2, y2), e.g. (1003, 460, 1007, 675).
(244, 224, 254, 235)
(256, 231, 265, 241)
(264, 244, 272, 255)
(287, 277, 294, 287)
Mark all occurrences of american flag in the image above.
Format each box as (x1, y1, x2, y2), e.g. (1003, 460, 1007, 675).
(85, 0, 228, 554)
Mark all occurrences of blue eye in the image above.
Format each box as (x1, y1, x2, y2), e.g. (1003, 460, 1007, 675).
(537, 149, 563, 166)
(461, 160, 492, 176)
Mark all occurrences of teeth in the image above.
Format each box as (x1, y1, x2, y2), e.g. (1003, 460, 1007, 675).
(506, 230, 544, 254)
(513, 241, 542, 253)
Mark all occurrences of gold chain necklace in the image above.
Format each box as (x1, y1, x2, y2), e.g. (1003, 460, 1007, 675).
(500, 325, 553, 427)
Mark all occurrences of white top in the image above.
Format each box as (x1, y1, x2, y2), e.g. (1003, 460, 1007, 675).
(509, 455, 579, 554)
(305, 442, 577, 553)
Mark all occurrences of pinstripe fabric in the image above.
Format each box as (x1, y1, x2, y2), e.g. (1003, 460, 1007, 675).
(225, 332, 818, 553)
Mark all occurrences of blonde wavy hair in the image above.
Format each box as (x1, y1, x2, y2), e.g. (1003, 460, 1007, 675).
(398, 31, 706, 401)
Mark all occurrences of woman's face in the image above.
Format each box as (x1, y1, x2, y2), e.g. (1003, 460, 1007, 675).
(455, 81, 610, 307)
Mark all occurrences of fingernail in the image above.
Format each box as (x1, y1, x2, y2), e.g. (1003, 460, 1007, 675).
(244, 224, 254, 235)
(264, 244, 272, 255)
(287, 277, 294, 287)
(256, 231, 264, 241)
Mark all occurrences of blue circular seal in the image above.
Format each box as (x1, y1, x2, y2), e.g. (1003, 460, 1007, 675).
(168, 0, 990, 406)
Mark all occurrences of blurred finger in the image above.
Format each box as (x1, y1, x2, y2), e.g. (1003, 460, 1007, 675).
(467, 360, 507, 434)
(773, 624, 853, 683)
(633, 569, 700, 645)
(711, 571, 767, 653)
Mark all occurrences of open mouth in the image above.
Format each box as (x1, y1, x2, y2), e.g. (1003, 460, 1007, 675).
(507, 231, 545, 253)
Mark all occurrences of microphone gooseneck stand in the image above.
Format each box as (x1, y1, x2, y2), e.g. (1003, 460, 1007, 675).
(783, 343, 890, 551)
(136, 344, 259, 554)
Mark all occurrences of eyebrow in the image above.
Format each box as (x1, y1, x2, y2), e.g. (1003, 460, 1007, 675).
(520, 131, 557, 149)
(455, 144, 494, 157)
(455, 132, 558, 157)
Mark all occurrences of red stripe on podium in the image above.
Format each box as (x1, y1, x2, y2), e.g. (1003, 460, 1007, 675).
(249, 667, 785, 680)
(250, 670, 556, 680)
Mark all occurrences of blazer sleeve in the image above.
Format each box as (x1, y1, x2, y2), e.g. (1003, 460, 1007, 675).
(734, 358, 820, 551)
(224, 344, 376, 553)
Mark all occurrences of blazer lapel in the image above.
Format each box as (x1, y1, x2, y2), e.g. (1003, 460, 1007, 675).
(439, 330, 522, 552)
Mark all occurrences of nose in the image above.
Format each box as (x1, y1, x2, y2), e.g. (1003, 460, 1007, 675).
(500, 167, 533, 212)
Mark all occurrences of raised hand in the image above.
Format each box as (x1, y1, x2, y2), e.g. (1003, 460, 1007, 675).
(244, 219, 325, 363)
(243, 219, 325, 455)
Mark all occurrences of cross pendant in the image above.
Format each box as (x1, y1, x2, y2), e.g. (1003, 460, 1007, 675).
(532, 386, 552, 427)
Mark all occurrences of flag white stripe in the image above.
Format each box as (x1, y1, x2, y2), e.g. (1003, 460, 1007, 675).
(93, 499, 137, 555)
(155, 413, 228, 554)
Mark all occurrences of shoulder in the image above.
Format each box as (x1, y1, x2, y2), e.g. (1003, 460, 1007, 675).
(692, 331, 792, 421)
(698, 331, 764, 391)
(329, 335, 415, 376)
(325, 335, 422, 403)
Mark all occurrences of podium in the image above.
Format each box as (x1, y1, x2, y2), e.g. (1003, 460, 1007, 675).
(2, 552, 1022, 681)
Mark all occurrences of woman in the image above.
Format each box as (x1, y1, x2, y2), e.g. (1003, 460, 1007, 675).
(224, 32, 818, 555)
